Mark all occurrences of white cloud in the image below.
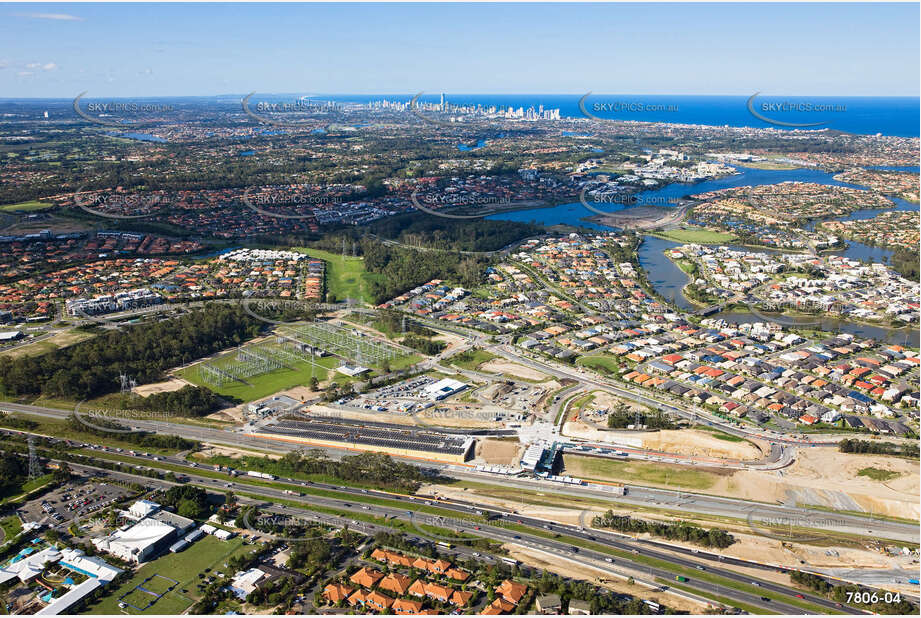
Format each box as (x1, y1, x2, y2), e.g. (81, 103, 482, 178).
(14, 12, 84, 21)
(25, 62, 58, 71)
(17, 71, 34, 77)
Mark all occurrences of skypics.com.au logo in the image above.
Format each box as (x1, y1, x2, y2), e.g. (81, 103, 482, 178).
(71, 401, 176, 435)
(410, 191, 512, 220)
(578, 93, 680, 122)
(72, 187, 164, 220)
(578, 185, 680, 218)
(242, 93, 338, 128)
(747, 93, 847, 128)
(73, 92, 174, 127)
(241, 185, 343, 219)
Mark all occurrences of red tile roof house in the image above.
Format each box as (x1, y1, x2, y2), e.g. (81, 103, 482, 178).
(495, 580, 528, 605)
(366, 590, 395, 612)
(350, 567, 384, 589)
(422, 582, 455, 603)
(451, 589, 474, 606)
(322, 582, 354, 605)
(481, 598, 516, 614)
(392, 598, 424, 615)
(379, 573, 413, 596)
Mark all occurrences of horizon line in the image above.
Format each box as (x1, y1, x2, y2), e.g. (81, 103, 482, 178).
(1, 92, 920, 100)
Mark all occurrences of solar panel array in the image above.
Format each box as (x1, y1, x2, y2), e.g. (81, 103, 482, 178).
(265, 417, 470, 455)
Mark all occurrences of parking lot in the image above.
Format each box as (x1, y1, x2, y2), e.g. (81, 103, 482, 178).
(19, 477, 132, 528)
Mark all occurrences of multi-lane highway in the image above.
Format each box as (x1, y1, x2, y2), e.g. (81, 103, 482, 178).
(31, 444, 865, 615)
(4, 401, 916, 545)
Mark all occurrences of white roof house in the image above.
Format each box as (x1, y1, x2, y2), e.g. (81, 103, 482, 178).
(229, 568, 265, 599)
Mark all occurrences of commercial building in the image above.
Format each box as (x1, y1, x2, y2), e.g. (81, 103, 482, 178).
(92, 518, 176, 563)
(422, 377, 468, 400)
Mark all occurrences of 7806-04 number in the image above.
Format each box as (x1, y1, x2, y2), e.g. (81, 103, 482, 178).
(846, 591, 900, 605)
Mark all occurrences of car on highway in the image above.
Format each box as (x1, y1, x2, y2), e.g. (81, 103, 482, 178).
(794, 594, 805, 599)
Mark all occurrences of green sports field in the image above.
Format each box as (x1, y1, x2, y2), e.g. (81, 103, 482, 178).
(87, 536, 253, 615)
(650, 227, 738, 244)
(0, 201, 53, 212)
(294, 247, 383, 304)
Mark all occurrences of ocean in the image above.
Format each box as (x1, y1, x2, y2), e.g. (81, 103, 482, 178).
(325, 94, 920, 138)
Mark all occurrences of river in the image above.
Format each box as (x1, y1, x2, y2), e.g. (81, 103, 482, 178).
(488, 166, 920, 343)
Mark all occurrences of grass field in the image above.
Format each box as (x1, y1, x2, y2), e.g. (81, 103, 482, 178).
(295, 247, 381, 304)
(176, 345, 341, 403)
(735, 161, 801, 171)
(449, 348, 497, 371)
(575, 354, 621, 374)
(563, 454, 722, 490)
(0, 515, 22, 542)
(651, 227, 738, 244)
(0, 201, 53, 212)
(0, 329, 95, 359)
(857, 467, 900, 482)
(87, 536, 253, 615)
(673, 259, 699, 276)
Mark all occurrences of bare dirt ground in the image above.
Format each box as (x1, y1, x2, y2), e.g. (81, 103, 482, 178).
(207, 406, 244, 423)
(503, 545, 711, 613)
(192, 444, 281, 460)
(424, 482, 912, 575)
(640, 429, 763, 460)
(723, 448, 919, 520)
(132, 376, 191, 397)
(584, 205, 688, 231)
(478, 359, 550, 382)
(277, 385, 320, 403)
(589, 390, 652, 413)
(477, 439, 525, 465)
(562, 422, 761, 460)
(430, 331, 467, 355)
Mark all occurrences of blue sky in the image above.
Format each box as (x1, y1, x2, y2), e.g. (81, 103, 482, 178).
(1, 2, 918, 97)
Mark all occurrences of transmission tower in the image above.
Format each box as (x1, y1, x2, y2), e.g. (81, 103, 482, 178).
(118, 372, 130, 393)
(28, 436, 40, 480)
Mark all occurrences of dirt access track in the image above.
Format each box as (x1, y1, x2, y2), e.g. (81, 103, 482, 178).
(563, 422, 763, 460)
